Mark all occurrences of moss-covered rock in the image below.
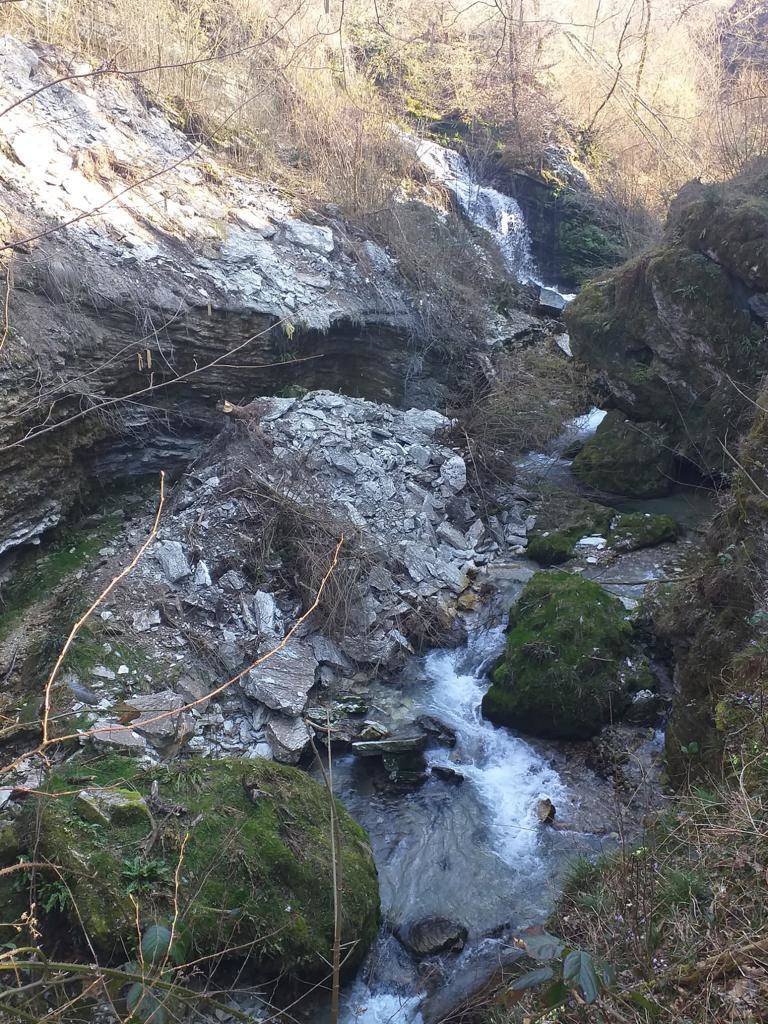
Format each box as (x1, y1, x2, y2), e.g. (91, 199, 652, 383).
(526, 488, 680, 564)
(4, 756, 379, 977)
(609, 511, 679, 552)
(481, 572, 635, 739)
(566, 172, 768, 479)
(571, 411, 675, 497)
(526, 490, 614, 565)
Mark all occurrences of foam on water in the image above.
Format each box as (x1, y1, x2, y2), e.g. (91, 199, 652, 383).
(421, 628, 564, 864)
(338, 629, 566, 1023)
(342, 987, 424, 1024)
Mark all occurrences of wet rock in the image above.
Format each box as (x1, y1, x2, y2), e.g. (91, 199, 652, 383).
(625, 689, 659, 725)
(153, 541, 192, 583)
(359, 721, 389, 740)
(381, 751, 428, 788)
(397, 917, 468, 957)
(242, 642, 318, 716)
(571, 412, 674, 498)
(416, 715, 457, 747)
(352, 733, 427, 757)
(431, 765, 464, 784)
(536, 797, 556, 824)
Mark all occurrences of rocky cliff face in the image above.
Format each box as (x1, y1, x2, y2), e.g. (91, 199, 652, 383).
(0, 36, 506, 557)
(566, 169, 768, 484)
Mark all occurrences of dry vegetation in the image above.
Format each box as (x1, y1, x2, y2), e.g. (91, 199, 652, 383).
(3, 0, 767, 234)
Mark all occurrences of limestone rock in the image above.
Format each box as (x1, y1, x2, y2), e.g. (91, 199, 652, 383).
(282, 219, 334, 254)
(75, 789, 150, 827)
(352, 733, 427, 757)
(242, 642, 318, 716)
(264, 714, 312, 764)
(153, 541, 192, 583)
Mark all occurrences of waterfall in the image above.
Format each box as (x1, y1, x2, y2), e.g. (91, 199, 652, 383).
(414, 138, 539, 283)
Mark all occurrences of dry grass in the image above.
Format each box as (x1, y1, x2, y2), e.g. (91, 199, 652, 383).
(450, 346, 593, 482)
(3, 0, 766, 246)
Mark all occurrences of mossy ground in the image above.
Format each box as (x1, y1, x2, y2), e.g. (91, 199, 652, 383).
(3, 755, 380, 978)
(0, 512, 122, 644)
(481, 572, 636, 739)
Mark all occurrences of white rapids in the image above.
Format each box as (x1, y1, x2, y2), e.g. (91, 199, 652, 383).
(339, 628, 565, 1024)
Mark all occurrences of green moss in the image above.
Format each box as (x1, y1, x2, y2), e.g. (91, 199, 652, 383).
(526, 489, 679, 564)
(609, 512, 679, 552)
(7, 756, 380, 977)
(571, 411, 675, 497)
(482, 572, 635, 739)
(0, 514, 122, 642)
(527, 489, 614, 565)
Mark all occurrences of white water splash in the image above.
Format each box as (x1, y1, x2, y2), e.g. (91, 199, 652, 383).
(421, 628, 564, 864)
(338, 629, 565, 1024)
(342, 987, 424, 1024)
(414, 137, 538, 282)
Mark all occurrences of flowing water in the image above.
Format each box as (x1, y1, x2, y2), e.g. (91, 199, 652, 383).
(331, 625, 602, 1024)
(414, 138, 539, 283)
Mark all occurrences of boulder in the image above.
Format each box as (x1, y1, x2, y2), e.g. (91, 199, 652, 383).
(536, 798, 556, 824)
(264, 714, 312, 764)
(242, 642, 318, 717)
(482, 572, 635, 739)
(566, 174, 768, 478)
(431, 765, 465, 784)
(416, 715, 458, 747)
(124, 690, 195, 753)
(571, 412, 675, 498)
(537, 287, 567, 316)
(397, 917, 468, 957)
(9, 756, 380, 978)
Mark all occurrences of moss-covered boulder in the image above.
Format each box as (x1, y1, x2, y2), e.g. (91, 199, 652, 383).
(526, 490, 614, 565)
(3, 756, 379, 977)
(566, 172, 768, 479)
(609, 512, 679, 552)
(526, 488, 680, 564)
(481, 572, 635, 739)
(571, 412, 674, 497)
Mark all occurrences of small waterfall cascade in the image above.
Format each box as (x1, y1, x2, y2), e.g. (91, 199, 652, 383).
(414, 137, 539, 283)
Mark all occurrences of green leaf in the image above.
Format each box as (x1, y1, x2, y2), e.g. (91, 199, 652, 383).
(125, 983, 168, 1024)
(563, 949, 601, 1004)
(541, 981, 570, 1008)
(511, 966, 555, 991)
(628, 991, 664, 1019)
(518, 929, 565, 961)
(140, 924, 188, 967)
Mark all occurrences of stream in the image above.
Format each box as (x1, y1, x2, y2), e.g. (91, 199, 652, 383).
(331, 622, 605, 1024)
(313, 141, 579, 1023)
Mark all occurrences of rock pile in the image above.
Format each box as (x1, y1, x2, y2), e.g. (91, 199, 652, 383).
(62, 391, 533, 764)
